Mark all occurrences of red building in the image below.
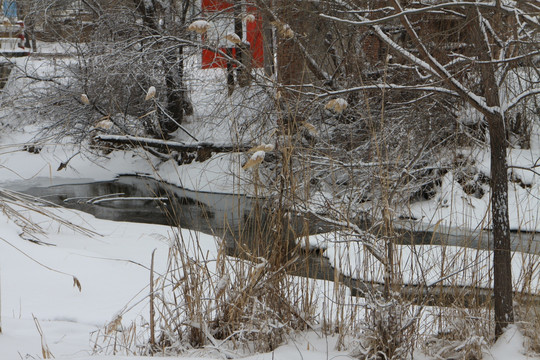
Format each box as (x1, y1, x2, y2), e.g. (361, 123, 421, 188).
(201, 0, 264, 69)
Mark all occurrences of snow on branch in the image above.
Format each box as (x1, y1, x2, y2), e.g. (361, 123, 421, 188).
(320, 1, 537, 117)
(307, 84, 460, 98)
(94, 135, 251, 154)
(320, 1, 540, 29)
(450, 50, 540, 65)
(503, 88, 540, 113)
(340, 2, 500, 116)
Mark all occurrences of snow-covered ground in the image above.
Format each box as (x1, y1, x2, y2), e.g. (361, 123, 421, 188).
(1, 45, 540, 359)
(0, 202, 534, 359)
(0, 202, 347, 359)
(407, 142, 540, 232)
(0, 204, 175, 358)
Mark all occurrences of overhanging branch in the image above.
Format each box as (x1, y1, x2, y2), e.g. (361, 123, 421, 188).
(320, 1, 540, 29)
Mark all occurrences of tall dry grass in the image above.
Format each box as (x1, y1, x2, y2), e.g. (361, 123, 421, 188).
(90, 69, 540, 360)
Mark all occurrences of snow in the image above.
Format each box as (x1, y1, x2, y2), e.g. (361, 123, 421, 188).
(187, 20, 211, 34)
(325, 98, 348, 113)
(225, 33, 241, 44)
(80, 93, 90, 105)
(145, 86, 156, 101)
(0, 138, 155, 188)
(1, 41, 540, 359)
(250, 150, 265, 161)
(0, 205, 198, 358)
(405, 143, 540, 232)
(243, 14, 256, 23)
(484, 325, 527, 360)
(302, 230, 540, 291)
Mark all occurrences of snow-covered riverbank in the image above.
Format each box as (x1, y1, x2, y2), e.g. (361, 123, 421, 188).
(2, 45, 540, 359)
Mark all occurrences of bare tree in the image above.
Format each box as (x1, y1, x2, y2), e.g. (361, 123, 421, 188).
(7, 0, 197, 143)
(257, 0, 539, 338)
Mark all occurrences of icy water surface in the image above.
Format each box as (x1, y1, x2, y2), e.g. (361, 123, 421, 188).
(16, 174, 540, 255)
(11, 175, 540, 306)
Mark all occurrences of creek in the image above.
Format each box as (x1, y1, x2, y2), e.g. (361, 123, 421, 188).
(12, 175, 540, 305)
(19, 175, 259, 256)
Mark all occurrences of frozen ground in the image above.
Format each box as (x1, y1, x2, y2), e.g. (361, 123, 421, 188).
(1, 45, 540, 359)
(0, 202, 534, 359)
(0, 44, 268, 194)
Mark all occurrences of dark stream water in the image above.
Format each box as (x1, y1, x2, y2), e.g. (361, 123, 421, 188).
(18, 175, 329, 258)
(20, 175, 258, 254)
(18, 175, 338, 284)
(13, 175, 540, 254)
(12, 175, 540, 304)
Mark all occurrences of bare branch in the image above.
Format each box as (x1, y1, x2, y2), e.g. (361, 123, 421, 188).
(503, 88, 540, 112)
(320, 1, 540, 29)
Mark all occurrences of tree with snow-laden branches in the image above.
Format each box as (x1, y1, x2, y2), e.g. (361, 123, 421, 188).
(6, 0, 197, 142)
(325, 0, 540, 338)
(254, 0, 539, 339)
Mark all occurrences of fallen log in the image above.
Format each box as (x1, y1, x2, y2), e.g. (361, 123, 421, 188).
(94, 134, 252, 153)
(93, 134, 253, 163)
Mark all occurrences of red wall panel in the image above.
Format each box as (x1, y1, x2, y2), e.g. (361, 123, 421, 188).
(201, 0, 264, 69)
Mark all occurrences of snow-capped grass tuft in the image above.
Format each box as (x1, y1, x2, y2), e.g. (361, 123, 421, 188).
(242, 150, 265, 170)
(94, 119, 114, 130)
(243, 14, 256, 23)
(272, 21, 294, 39)
(248, 143, 274, 153)
(80, 93, 90, 105)
(225, 33, 242, 44)
(187, 20, 211, 34)
(301, 121, 318, 136)
(145, 86, 156, 101)
(325, 98, 348, 113)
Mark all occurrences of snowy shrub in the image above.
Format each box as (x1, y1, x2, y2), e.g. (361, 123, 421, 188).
(91, 224, 319, 356)
(352, 293, 419, 360)
(423, 307, 491, 360)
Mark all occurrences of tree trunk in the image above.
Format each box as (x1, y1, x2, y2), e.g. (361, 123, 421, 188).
(262, 10, 275, 77)
(487, 113, 514, 337)
(134, 0, 193, 136)
(163, 49, 182, 134)
(234, 3, 252, 87)
(468, 9, 514, 337)
(226, 47, 235, 96)
(163, 46, 192, 133)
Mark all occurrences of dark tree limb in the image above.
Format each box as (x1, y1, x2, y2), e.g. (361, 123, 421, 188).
(94, 134, 251, 154)
(468, 8, 514, 337)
